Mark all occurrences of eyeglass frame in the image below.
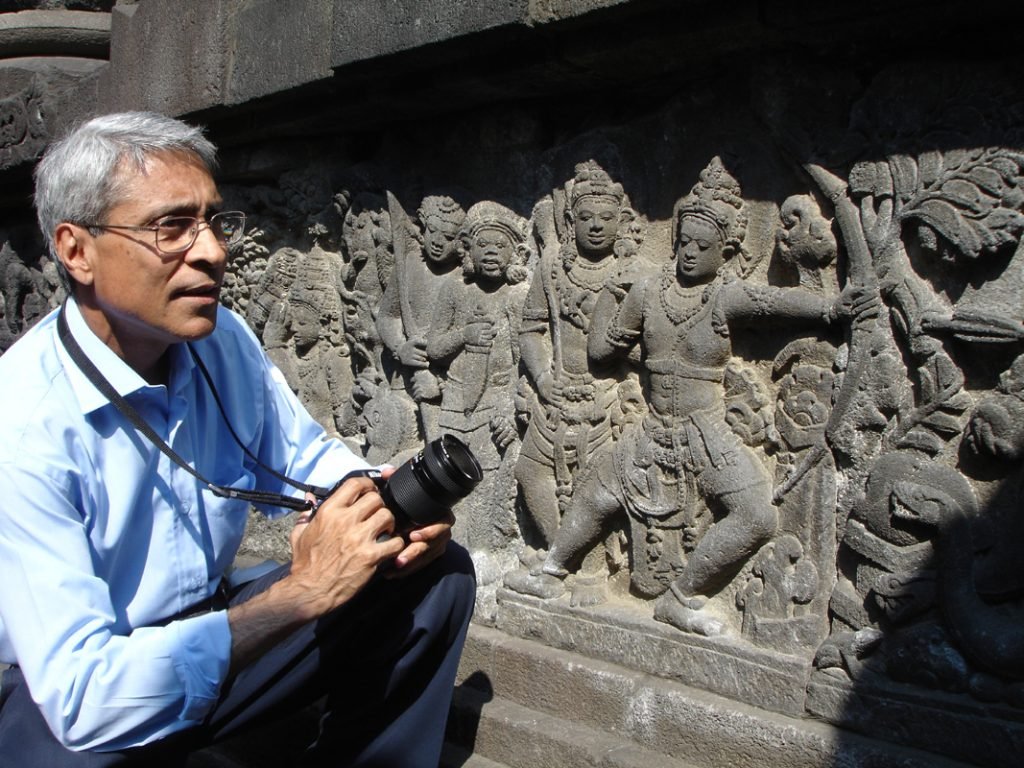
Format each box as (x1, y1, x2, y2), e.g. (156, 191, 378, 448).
(79, 211, 247, 256)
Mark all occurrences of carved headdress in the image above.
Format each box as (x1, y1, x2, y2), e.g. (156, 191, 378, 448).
(672, 156, 747, 260)
(566, 160, 625, 211)
(287, 249, 341, 318)
(417, 194, 465, 226)
(458, 200, 531, 284)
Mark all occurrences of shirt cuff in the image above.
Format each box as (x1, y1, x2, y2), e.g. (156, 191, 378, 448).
(170, 609, 231, 722)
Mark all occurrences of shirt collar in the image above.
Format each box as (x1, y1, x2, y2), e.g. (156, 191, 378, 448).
(58, 299, 195, 415)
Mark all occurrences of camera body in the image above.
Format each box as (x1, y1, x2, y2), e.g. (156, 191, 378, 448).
(319, 434, 483, 537)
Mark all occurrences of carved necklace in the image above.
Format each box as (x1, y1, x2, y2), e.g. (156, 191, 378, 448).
(659, 265, 708, 328)
(562, 246, 616, 292)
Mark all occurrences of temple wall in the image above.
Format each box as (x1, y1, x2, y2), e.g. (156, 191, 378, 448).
(2, 1, 1024, 765)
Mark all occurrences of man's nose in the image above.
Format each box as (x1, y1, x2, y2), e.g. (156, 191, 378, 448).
(187, 222, 227, 267)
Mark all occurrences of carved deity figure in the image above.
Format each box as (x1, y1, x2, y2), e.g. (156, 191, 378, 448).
(280, 249, 353, 437)
(338, 190, 393, 380)
(377, 195, 467, 441)
(507, 157, 873, 636)
(427, 201, 531, 558)
(246, 246, 300, 339)
(515, 161, 644, 549)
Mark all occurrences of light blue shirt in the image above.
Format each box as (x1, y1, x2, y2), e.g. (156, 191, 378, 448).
(0, 300, 366, 751)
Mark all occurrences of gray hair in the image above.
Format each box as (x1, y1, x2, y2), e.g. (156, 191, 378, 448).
(34, 111, 218, 290)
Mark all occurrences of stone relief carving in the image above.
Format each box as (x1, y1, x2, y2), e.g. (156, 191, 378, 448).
(506, 157, 873, 636)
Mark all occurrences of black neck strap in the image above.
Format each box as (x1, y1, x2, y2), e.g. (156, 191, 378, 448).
(56, 303, 328, 512)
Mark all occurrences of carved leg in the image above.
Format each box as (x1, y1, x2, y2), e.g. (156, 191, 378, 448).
(655, 480, 776, 636)
(514, 454, 560, 548)
(674, 480, 777, 597)
(545, 460, 622, 576)
(504, 456, 621, 600)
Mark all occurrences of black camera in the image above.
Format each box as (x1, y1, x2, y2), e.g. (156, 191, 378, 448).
(317, 435, 483, 537)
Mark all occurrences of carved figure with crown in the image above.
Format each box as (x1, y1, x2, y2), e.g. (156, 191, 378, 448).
(506, 157, 877, 636)
(515, 161, 646, 553)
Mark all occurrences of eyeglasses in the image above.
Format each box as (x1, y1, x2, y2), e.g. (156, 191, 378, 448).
(83, 211, 246, 256)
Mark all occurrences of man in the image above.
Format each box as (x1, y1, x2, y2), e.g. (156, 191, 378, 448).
(0, 111, 475, 766)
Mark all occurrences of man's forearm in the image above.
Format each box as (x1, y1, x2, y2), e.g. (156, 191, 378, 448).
(226, 576, 319, 674)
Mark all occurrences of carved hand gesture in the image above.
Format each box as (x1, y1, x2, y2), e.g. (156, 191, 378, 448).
(536, 370, 564, 407)
(830, 284, 880, 326)
(491, 413, 518, 449)
(399, 337, 429, 368)
(965, 401, 1024, 460)
(464, 314, 497, 347)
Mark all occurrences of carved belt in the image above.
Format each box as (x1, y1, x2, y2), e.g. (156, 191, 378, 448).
(648, 410, 731, 474)
(646, 358, 724, 382)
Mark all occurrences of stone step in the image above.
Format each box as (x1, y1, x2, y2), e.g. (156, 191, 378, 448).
(452, 624, 976, 768)
(439, 742, 510, 768)
(447, 684, 695, 768)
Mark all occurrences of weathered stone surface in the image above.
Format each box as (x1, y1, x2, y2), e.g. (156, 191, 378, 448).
(101, 1, 229, 115)
(229, 0, 335, 104)
(456, 624, 973, 767)
(0, 9, 109, 58)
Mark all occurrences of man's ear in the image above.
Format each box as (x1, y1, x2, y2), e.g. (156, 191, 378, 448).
(53, 223, 95, 287)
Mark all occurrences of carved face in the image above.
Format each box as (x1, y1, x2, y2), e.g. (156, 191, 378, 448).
(470, 227, 514, 284)
(289, 302, 321, 351)
(343, 210, 378, 266)
(777, 196, 836, 269)
(775, 366, 832, 450)
(675, 216, 724, 285)
(422, 214, 461, 264)
(572, 197, 620, 259)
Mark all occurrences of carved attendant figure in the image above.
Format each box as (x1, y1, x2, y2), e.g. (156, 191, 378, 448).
(516, 162, 643, 548)
(508, 158, 873, 636)
(427, 201, 530, 554)
(378, 195, 466, 440)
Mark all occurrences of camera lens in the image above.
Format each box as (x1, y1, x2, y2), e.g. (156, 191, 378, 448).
(381, 435, 483, 531)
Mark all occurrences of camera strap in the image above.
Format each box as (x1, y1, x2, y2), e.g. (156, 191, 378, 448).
(56, 302, 329, 512)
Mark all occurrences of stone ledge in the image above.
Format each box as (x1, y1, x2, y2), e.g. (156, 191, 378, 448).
(0, 10, 110, 60)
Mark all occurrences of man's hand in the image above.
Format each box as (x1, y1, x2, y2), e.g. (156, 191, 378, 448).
(288, 475, 405, 617)
(387, 512, 455, 578)
(228, 474, 404, 673)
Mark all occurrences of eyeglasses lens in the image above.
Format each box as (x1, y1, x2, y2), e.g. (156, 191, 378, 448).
(155, 213, 245, 254)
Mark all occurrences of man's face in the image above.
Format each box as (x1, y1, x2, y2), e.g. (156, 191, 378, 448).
(572, 197, 619, 259)
(675, 216, 724, 285)
(470, 227, 514, 284)
(76, 152, 227, 365)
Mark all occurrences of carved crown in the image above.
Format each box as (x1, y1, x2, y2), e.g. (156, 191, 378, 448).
(672, 156, 747, 252)
(567, 161, 625, 209)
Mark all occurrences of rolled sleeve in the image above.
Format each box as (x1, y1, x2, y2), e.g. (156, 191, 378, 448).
(171, 610, 232, 722)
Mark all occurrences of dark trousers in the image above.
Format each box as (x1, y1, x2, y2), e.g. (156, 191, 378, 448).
(0, 544, 476, 768)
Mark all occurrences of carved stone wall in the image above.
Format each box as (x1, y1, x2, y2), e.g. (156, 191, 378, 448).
(2, 1, 1023, 765)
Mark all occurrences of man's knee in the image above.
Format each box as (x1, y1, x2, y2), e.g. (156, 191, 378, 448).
(429, 542, 476, 628)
